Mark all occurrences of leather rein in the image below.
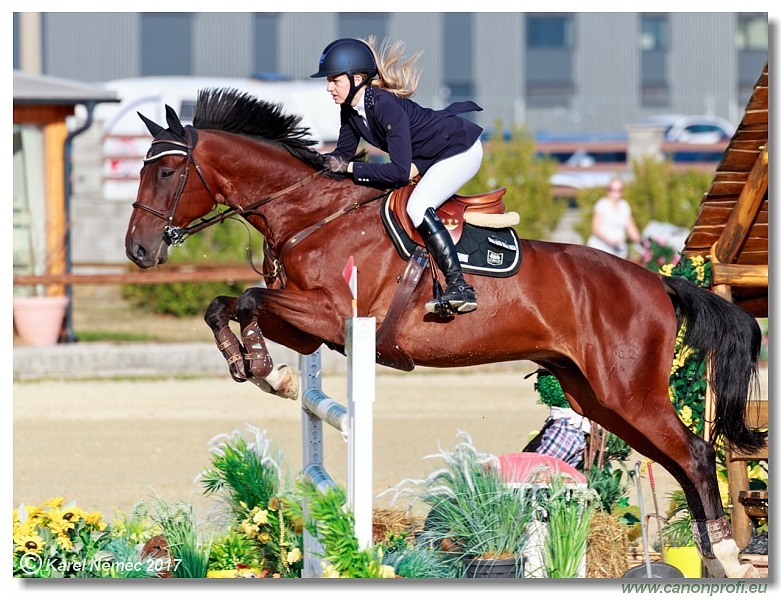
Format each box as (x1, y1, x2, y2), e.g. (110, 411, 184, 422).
(133, 128, 387, 283)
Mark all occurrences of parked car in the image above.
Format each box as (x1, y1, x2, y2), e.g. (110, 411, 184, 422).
(639, 114, 736, 144)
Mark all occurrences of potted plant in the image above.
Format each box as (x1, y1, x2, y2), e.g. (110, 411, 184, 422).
(660, 490, 702, 578)
(386, 431, 536, 578)
(13, 216, 70, 346)
(13, 290, 69, 346)
(540, 475, 597, 578)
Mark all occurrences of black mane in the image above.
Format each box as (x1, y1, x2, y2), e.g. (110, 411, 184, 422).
(192, 87, 324, 169)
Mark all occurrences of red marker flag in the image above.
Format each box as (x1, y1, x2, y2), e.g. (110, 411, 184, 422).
(342, 255, 357, 317)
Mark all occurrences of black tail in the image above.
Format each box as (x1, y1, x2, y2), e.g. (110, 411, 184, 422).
(664, 275, 765, 453)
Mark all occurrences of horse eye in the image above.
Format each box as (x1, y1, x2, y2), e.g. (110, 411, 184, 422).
(160, 168, 175, 180)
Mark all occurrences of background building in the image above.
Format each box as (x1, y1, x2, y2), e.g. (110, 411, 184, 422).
(14, 12, 768, 135)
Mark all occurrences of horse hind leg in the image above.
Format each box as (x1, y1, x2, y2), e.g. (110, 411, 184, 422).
(676, 436, 758, 578)
(622, 417, 757, 578)
(563, 366, 757, 578)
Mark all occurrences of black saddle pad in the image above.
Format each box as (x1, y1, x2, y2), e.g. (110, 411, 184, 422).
(381, 196, 522, 278)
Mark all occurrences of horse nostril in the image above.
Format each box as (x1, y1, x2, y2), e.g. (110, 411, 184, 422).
(129, 242, 146, 263)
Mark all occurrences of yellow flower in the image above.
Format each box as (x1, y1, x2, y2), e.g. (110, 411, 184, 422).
(378, 564, 396, 578)
(83, 511, 107, 530)
(321, 563, 342, 578)
(285, 547, 302, 565)
(44, 497, 65, 509)
(252, 509, 269, 525)
(268, 497, 281, 511)
(695, 265, 706, 283)
(660, 264, 674, 276)
(679, 405, 693, 427)
(748, 464, 767, 483)
(258, 532, 271, 544)
(717, 472, 730, 508)
(24, 504, 44, 523)
(47, 510, 76, 537)
(57, 533, 74, 552)
(240, 522, 259, 537)
(14, 531, 45, 555)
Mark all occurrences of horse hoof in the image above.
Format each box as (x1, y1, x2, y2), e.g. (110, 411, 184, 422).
(248, 365, 300, 401)
(271, 364, 299, 401)
(229, 370, 247, 383)
(739, 563, 760, 578)
(227, 357, 247, 382)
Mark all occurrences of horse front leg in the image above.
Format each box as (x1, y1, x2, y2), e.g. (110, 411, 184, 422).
(233, 286, 342, 401)
(204, 295, 247, 383)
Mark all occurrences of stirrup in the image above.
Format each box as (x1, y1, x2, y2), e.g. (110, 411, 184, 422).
(425, 284, 477, 316)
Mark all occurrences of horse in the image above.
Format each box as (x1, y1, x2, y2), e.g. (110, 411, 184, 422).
(125, 88, 765, 578)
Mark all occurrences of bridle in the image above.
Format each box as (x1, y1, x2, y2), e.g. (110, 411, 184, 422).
(133, 126, 331, 247)
(132, 127, 219, 246)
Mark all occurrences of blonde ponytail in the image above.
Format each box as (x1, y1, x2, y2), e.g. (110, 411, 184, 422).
(362, 36, 422, 98)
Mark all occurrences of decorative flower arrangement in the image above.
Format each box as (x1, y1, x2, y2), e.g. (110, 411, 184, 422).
(199, 425, 303, 578)
(638, 237, 680, 271)
(13, 497, 112, 578)
(385, 431, 535, 576)
(299, 480, 396, 578)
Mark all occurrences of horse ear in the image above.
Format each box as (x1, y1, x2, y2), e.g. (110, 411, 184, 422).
(165, 104, 185, 137)
(138, 112, 165, 138)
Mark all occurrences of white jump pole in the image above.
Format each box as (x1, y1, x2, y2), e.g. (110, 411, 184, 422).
(346, 316, 375, 550)
(300, 316, 375, 577)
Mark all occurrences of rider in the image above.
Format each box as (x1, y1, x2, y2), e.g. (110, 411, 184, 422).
(311, 37, 484, 315)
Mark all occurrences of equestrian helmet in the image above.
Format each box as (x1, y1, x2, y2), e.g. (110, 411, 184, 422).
(311, 38, 377, 78)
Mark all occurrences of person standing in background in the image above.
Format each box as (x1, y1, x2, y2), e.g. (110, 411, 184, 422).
(587, 177, 641, 259)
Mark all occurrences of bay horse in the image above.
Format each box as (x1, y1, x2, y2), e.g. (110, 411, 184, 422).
(125, 88, 764, 578)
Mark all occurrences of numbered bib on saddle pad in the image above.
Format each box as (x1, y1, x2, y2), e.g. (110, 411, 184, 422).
(381, 196, 523, 278)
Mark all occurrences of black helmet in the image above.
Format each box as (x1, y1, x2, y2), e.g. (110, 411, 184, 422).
(311, 38, 377, 79)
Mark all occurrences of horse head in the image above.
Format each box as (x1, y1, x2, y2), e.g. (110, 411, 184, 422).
(126, 88, 335, 270)
(125, 105, 214, 268)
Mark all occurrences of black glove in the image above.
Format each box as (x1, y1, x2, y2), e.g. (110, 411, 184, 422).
(324, 155, 350, 174)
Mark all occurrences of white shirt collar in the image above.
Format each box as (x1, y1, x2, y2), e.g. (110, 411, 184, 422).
(354, 94, 367, 121)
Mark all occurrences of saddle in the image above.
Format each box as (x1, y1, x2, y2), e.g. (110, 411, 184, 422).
(376, 180, 524, 370)
(387, 179, 518, 246)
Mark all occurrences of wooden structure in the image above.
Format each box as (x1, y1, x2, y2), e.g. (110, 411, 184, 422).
(13, 70, 118, 296)
(681, 60, 768, 551)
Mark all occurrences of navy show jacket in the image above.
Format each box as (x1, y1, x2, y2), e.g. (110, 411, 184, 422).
(329, 86, 483, 188)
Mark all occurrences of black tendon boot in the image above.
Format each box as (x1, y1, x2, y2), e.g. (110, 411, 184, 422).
(416, 208, 477, 314)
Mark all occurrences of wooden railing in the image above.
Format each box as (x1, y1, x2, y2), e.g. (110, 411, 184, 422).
(12, 263, 265, 286)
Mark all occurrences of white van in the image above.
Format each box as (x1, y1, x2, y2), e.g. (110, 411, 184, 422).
(88, 76, 340, 199)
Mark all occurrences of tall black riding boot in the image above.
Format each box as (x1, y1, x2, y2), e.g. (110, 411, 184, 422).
(416, 208, 477, 314)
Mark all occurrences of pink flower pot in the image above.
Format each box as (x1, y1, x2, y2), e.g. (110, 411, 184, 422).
(13, 296, 69, 346)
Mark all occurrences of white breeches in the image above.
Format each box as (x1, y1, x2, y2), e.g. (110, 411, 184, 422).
(406, 140, 483, 227)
